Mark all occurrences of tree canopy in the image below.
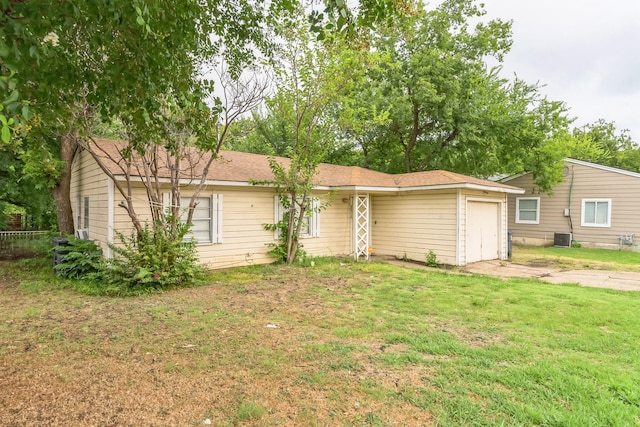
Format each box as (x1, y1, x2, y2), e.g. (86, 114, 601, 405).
(229, 0, 573, 192)
(1, 0, 296, 232)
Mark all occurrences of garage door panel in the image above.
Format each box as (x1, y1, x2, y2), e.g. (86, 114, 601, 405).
(466, 202, 499, 263)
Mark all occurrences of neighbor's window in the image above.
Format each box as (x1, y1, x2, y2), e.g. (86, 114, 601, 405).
(515, 197, 540, 224)
(581, 199, 611, 227)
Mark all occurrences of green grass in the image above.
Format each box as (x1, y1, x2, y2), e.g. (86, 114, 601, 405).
(512, 244, 640, 271)
(2, 256, 640, 425)
(316, 261, 640, 426)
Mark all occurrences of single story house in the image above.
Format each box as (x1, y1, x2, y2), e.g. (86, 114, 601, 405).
(503, 158, 640, 249)
(70, 139, 524, 269)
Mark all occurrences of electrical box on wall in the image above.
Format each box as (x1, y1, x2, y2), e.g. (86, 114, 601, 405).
(563, 208, 570, 217)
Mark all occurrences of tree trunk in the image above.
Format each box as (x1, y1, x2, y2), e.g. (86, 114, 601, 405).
(404, 148, 412, 173)
(51, 133, 77, 236)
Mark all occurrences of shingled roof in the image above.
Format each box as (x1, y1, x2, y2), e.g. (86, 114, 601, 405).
(88, 138, 522, 193)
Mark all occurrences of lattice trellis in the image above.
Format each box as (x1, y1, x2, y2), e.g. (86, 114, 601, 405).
(354, 194, 369, 260)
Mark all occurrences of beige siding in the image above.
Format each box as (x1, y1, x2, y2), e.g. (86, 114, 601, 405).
(111, 185, 353, 269)
(506, 162, 640, 248)
(371, 190, 458, 265)
(297, 192, 352, 258)
(69, 149, 111, 253)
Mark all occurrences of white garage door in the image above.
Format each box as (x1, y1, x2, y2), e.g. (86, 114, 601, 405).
(466, 201, 500, 263)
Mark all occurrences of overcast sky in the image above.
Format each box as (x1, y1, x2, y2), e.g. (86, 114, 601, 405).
(478, 0, 640, 140)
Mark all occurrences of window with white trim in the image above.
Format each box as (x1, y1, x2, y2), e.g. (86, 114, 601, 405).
(164, 194, 223, 244)
(516, 197, 540, 224)
(274, 196, 320, 239)
(581, 199, 611, 227)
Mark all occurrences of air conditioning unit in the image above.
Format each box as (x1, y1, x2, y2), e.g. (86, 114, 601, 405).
(553, 232, 572, 248)
(75, 229, 89, 240)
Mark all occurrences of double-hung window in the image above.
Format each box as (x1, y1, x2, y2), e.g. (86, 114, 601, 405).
(274, 196, 320, 239)
(75, 195, 89, 238)
(76, 195, 82, 231)
(515, 197, 540, 224)
(83, 196, 90, 229)
(581, 199, 611, 227)
(164, 194, 223, 244)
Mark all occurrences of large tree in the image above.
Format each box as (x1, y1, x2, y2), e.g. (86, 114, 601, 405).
(341, 0, 569, 191)
(570, 119, 639, 171)
(1, 0, 295, 234)
(250, 10, 367, 263)
(2, 0, 403, 235)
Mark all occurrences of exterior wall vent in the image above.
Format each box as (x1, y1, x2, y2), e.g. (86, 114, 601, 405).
(553, 232, 572, 248)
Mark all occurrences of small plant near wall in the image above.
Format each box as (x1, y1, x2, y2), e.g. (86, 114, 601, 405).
(54, 236, 103, 279)
(571, 240, 582, 248)
(425, 250, 438, 267)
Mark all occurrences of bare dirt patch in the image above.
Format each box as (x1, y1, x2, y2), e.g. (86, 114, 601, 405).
(0, 263, 435, 426)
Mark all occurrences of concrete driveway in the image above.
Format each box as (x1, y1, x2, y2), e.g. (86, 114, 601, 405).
(463, 260, 640, 291)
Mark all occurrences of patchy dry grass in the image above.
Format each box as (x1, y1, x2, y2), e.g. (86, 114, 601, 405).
(512, 244, 640, 271)
(1, 257, 640, 426)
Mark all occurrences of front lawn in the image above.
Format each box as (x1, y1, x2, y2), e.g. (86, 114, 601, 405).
(1, 257, 639, 426)
(512, 244, 640, 272)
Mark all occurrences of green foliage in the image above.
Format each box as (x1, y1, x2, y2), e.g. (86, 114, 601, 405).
(425, 250, 438, 267)
(571, 240, 582, 248)
(338, 0, 570, 191)
(569, 119, 639, 172)
(54, 237, 103, 279)
(104, 221, 203, 293)
(264, 195, 308, 264)
(0, 149, 57, 230)
(251, 10, 342, 264)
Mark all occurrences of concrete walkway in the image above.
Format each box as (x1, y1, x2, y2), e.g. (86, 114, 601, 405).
(380, 257, 640, 291)
(463, 259, 640, 291)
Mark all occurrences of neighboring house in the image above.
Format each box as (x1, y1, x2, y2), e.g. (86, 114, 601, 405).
(503, 158, 640, 249)
(70, 139, 523, 269)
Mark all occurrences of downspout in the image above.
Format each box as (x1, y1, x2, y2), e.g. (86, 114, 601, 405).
(567, 167, 575, 240)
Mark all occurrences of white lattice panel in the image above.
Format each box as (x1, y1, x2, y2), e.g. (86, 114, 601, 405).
(354, 194, 369, 260)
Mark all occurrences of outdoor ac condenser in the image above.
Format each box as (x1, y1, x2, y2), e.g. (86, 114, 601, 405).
(553, 232, 572, 248)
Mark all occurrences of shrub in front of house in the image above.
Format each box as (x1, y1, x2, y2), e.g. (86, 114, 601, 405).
(55, 220, 203, 295)
(104, 220, 204, 293)
(54, 236, 104, 279)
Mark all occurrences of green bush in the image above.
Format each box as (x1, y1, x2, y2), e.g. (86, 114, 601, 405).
(104, 220, 203, 293)
(263, 209, 307, 264)
(54, 236, 103, 279)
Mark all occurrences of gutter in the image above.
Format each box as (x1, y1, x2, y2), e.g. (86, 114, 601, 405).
(110, 176, 525, 194)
